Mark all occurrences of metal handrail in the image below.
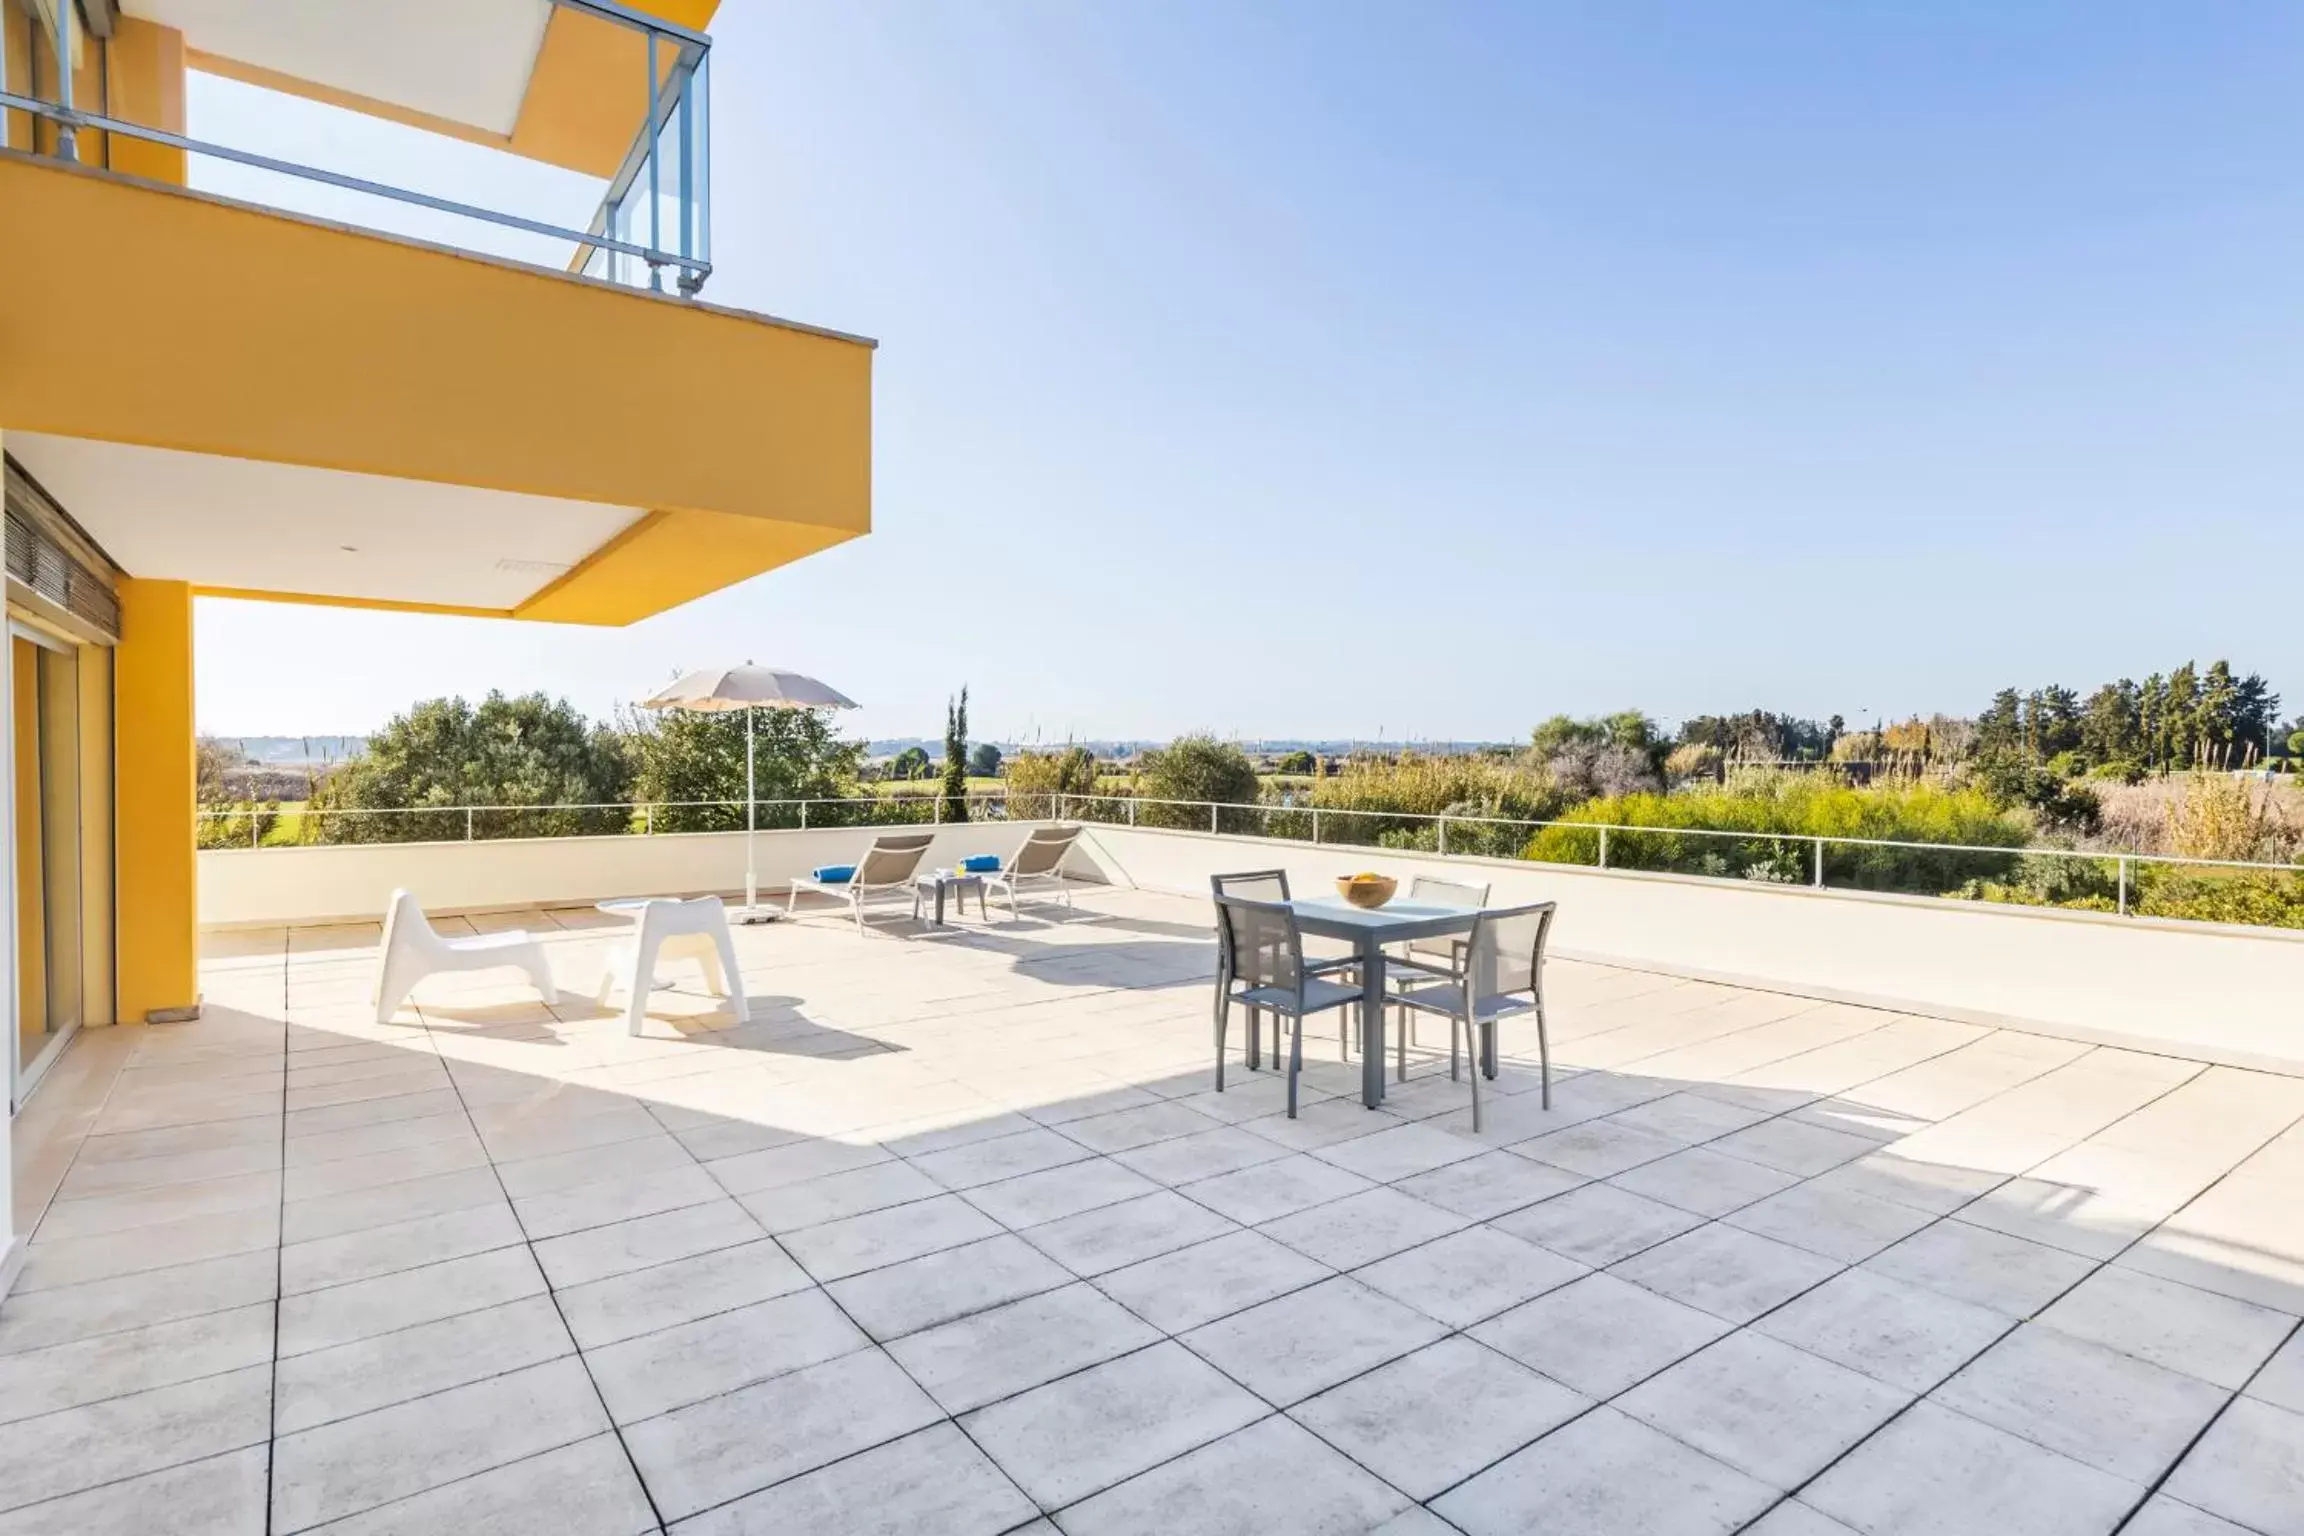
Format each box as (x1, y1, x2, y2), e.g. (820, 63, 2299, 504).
(0, 96, 710, 282)
(190, 790, 2303, 876)
(1044, 794, 2302, 877)
(0, 0, 712, 291)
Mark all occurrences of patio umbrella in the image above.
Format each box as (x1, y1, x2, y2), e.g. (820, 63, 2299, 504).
(639, 664, 861, 922)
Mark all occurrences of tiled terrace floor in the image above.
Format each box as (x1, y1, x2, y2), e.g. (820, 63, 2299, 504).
(6, 888, 2304, 1536)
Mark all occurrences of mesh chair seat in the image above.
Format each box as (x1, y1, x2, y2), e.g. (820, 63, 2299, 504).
(1390, 981, 1536, 1020)
(1236, 975, 1363, 1016)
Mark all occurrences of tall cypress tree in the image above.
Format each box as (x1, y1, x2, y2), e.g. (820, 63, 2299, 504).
(942, 686, 970, 823)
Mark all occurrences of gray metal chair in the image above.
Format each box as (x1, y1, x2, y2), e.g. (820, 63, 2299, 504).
(1386, 900, 1556, 1130)
(1212, 871, 1291, 1071)
(1387, 874, 1491, 1048)
(1210, 870, 1364, 1067)
(1212, 890, 1365, 1118)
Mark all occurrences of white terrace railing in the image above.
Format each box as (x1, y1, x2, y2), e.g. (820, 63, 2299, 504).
(194, 792, 2304, 928)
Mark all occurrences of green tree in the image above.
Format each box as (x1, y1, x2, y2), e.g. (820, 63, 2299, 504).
(968, 741, 1003, 778)
(2230, 669, 2280, 766)
(2137, 674, 2169, 771)
(1976, 689, 2023, 757)
(941, 688, 970, 823)
(1529, 715, 1603, 758)
(2198, 661, 2240, 768)
(2078, 681, 2140, 769)
(888, 745, 931, 780)
(2166, 662, 2200, 768)
(1274, 749, 1317, 775)
(311, 693, 629, 843)
(1137, 734, 1259, 829)
(627, 704, 862, 834)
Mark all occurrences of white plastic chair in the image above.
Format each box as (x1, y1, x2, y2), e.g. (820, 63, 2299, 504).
(596, 896, 751, 1036)
(373, 889, 558, 1025)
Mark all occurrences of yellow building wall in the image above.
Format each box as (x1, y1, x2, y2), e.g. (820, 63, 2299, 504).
(105, 19, 188, 186)
(115, 580, 197, 1023)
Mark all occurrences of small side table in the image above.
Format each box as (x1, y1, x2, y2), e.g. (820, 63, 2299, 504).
(915, 869, 988, 926)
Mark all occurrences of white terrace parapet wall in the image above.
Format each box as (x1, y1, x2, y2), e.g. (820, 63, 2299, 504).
(198, 823, 1072, 931)
(197, 821, 2304, 1074)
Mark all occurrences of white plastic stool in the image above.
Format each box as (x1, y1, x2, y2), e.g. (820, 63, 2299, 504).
(595, 896, 751, 1036)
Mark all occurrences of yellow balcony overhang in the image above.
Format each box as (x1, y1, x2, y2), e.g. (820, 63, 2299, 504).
(0, 151, 872, 626)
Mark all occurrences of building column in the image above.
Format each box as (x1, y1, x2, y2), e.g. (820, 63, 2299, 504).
(115, 579, 198, 1023)
(0, 426, 18, 1295)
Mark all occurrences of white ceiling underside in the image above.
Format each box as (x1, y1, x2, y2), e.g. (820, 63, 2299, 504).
(123, 0, 554, 135)
(7, 434, 643, 611)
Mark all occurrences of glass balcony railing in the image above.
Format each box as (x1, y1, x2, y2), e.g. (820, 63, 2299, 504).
(579, 25, 712, 295)
(1, 0, 714, 296)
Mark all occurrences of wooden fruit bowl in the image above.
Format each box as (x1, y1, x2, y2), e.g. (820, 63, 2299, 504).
(1336, 873, 1398, 909)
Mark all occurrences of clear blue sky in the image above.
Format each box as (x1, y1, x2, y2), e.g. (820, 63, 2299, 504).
(193, 0, 2304, 746)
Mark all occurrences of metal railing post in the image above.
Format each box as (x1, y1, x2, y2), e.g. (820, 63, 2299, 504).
(1597, 825, 1609, 870)
(1437, 816, 1447, 856)
(250, 814, 259, 850)
(1813, 838, 1825, 888)
(1210, 803, 1219, 834)
(465, 807, 475, 842)
(2118, 856, 2130, 915)
(49, 0, 76, 161)
(644, 804, 653, 835)
(1128, 797, 1137, 827)
(800, 799, 809, 830)
(1312, 809, 1322, 845)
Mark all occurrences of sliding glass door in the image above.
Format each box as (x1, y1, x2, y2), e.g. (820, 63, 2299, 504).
(13, 629, 81, 1103)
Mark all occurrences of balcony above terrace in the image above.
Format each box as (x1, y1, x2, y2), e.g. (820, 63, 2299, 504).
(0, 0, 873, 627)
(8, 864, 2303, 1533)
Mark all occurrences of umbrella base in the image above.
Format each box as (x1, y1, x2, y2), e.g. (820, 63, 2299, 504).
(732, 907, 783, 925)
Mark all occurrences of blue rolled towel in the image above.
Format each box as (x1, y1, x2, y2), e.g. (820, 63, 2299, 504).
(811, 864, 856, 884)
(960, 854, 1002, 873)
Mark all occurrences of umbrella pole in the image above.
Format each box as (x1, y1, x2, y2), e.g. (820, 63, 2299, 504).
(745, 706, 758, 915)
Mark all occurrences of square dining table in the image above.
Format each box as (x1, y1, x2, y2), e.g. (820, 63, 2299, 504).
(1285, 896, 1482, 1108)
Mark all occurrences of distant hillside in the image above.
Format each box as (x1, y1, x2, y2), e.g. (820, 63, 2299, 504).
(212, 736, 366, 767)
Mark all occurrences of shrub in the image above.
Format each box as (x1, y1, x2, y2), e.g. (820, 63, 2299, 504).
(1006, 746, 1099, 819)
(1292, 754, 1564, 849)
(2168, 775, 2273, 862)
(1665, 742, 1723, 782)
(1137, 735, 1260, 830)
(1969, 753, 2101, 834)
(2135, 868, 2304, 929)
(1546, 740, 1662, 801)
(196, 801, 280, 850)
(1526, 774, 2028, 892)
(1954, 850, 2122, 912)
